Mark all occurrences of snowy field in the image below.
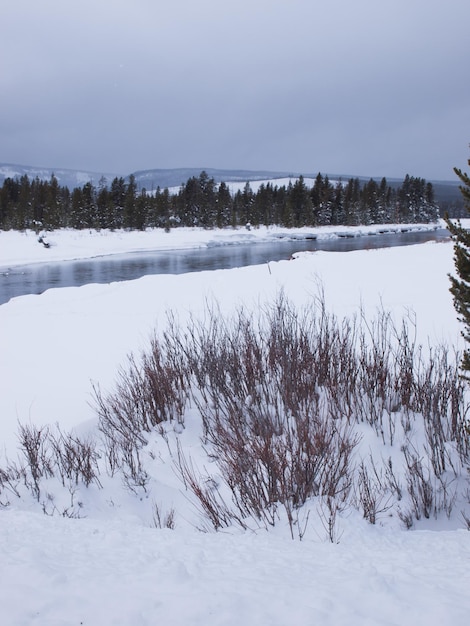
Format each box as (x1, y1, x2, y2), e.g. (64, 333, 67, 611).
(1, 222, 469, 625)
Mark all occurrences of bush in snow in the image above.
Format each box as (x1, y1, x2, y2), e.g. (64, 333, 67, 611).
(1, 293, 469, 536)
(171, 295, 469, 534)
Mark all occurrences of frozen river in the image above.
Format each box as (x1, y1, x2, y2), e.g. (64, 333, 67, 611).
(0, 228, 449, 305)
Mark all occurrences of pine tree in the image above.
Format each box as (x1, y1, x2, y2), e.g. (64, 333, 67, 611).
(110, 177, 127, 229)
(81, 182, 97, 229)
(289, 176, 313, 226)
(445, 152, 470, 376)
(44, 174, 61, 228)
(215, 181, 232, 228)
(123, 174, 137, 228)
(240, 182, 255, 226)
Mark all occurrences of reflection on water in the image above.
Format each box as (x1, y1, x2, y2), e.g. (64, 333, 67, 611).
(0, 229, 449, 305)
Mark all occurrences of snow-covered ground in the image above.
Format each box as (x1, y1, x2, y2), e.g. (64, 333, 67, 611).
(1, 509, 468, 626)
(1, 222, 469, 625)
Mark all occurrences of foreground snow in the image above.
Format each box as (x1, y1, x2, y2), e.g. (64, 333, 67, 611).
(1, 509, 469, 626)
(0, 224, 469, 625)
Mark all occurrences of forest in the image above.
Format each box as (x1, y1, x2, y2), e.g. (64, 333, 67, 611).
(0, 171, 439, 231)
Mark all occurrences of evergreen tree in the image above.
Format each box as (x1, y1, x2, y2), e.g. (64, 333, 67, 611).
(331, 181, 345, 225)
(70, 187, 84, 229)
(343, 178, 361, 225)
(239, 182, 255, 226)
(215, 181, 232, 228)
(134, 189, 149, 230)
(154, 187, 173, 230)
(123, 174, 137, 228)
(396, 176, 438, 223)
(377, 177, 392, 223)
(396, 174, 412, 222)
(96, 177, 111, 229)
(254, 183, 275, 226)
(446, 153, 470, 375)
(43, 174, 61, 228)
(197, 171, 217, 227)
(289, 176, 313, 226)
(178, 175, 199, 226)
(273, 185, 287, 226)
(17, 175, 32, 230)
(311, 174, 334, 225)
(0, 177, 20, 229)
(110, 177, 127, 228)
(58, 185, 71, 228)
(81, 182, 98, 229)
(282, 182, 295, 227)
(361, 179, 379, 224)
(31, 177, 48, 228)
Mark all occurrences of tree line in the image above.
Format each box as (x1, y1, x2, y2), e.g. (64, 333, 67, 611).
(0, 171, 439, 231)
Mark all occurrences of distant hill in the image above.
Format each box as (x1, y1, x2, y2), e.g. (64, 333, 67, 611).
(130, 167, 295, 190)
(0, 163, 119, 190)
(0, 163, 463, 213)
(0, 163, 295, 190)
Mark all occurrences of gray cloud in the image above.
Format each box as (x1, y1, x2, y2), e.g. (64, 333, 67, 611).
(1, 0, 469, 180)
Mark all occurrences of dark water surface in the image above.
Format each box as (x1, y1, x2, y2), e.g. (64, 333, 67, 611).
(0, 228, 449, 305)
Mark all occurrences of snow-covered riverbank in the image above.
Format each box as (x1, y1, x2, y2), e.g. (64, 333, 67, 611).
(0, 221, 444, 268)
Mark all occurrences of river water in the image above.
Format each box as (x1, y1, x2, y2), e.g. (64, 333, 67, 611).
(0, 228, 450, 305)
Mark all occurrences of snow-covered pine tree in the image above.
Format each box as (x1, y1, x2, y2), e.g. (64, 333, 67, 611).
(446, 151, 470, 376)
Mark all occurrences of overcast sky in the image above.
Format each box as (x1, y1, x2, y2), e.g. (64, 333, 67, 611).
(1, 0, 469, 180)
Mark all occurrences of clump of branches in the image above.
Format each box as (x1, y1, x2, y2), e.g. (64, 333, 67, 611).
(356, 460, 394, 525)
(4, 293, 468, 534)
(170, 295, 469, 534)
(152, 501, 176, 530)
(94, 330, 190, 490)
(0, 423, 101, 515)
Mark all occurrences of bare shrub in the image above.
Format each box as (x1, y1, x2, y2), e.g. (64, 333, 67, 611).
(18, 424, 54, 501)
(0, 461, 24, 505)
(0, 423, 103, 511)
(462, 483, 470, 530)
(357, 461, 393, 524)
(176, 441, 238, 531)
(383, 457, 403, 501)
(41, 485, 84, 518)
(416, 347, 468, 472)
(403, 445, 434, 520)
(178, 296, 469, 533)
(120, 440, 150, 495)
(152, 501, 176, 529)
(398, 507, 414, 529)
(89, 292, 469, 535)
(176, 296, 359, 535)
(94, 332, 190, 482)
(318, 497, 343, 543)
(49, 427, 101, 488)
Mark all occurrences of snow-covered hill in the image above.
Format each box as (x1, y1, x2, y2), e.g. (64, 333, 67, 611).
(0, 163, 119, 190)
